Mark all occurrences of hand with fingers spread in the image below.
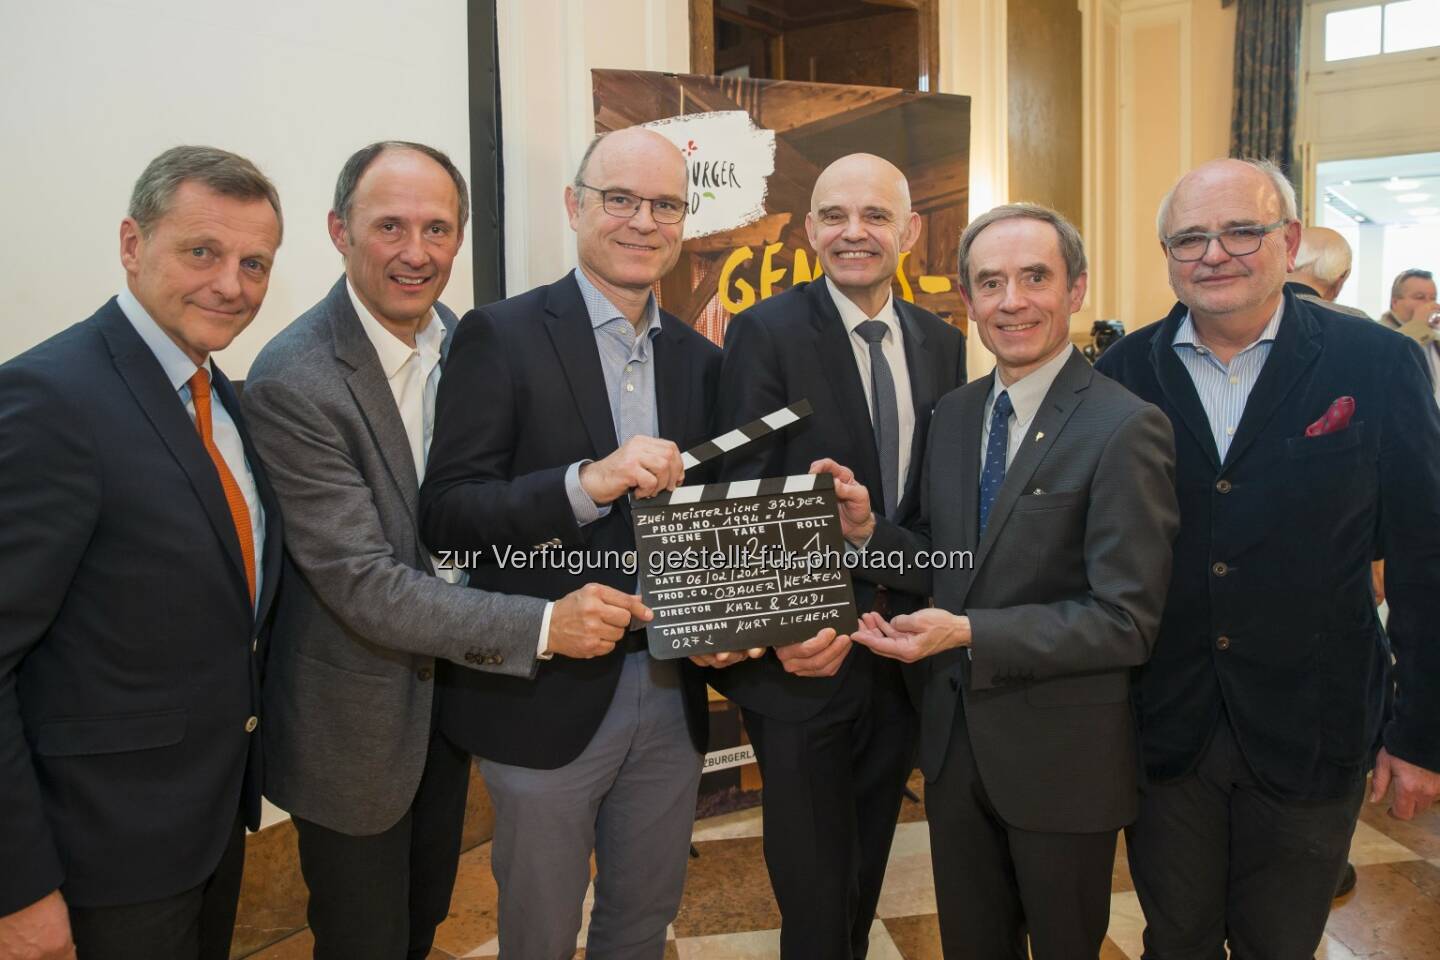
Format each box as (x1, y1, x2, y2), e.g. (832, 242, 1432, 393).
(1369, 748, 1440, 820)
(547, 583, 651, 659)
(0, 891, 76, 960)
(775, 627, 853, 677)
(809, 458, 875, 544)
(690, 647, 767, 669)
(580, 435, 686, 503)
(851, 608, 971, 664)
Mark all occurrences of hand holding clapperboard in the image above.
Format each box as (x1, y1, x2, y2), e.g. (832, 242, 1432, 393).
(630, 401, 860, 659)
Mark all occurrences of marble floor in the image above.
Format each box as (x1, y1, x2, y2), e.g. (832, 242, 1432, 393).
(252, 774, 1440, 959)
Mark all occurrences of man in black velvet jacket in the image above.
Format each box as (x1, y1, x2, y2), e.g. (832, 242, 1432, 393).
(1095, 157, 1440, 959)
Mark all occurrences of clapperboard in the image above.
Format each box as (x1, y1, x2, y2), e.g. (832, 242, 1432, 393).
(632, 401, 860, 660)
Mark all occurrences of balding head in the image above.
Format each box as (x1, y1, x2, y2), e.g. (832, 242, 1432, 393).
(805, 153, 920, 316)
(811, 153, 912, 215)
(1156, 157, 1302, 328)
(573, 126, 687, 195)
(1288, 227, 1353, 301)
(565, 127, 689, 305)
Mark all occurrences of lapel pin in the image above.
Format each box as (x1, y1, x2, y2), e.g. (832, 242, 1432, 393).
(1033, 487, 1044, 495)
(1034, 431, 1045, 441)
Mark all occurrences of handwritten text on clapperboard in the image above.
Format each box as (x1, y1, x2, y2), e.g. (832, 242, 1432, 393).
(633, 473, 860, 659)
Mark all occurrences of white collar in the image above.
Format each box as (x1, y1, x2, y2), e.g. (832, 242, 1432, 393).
(347, 279, 443, 381)
(116, 287, 211, 391)
(990, 344, 1076, 427)
(825, 276, 899, 341)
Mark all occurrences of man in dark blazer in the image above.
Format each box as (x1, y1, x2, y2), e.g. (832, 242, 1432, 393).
(1095, 158, 1440, 958)
(707, 153, 965, 958)
(0, 146, 285, 960)
(242, 142, 640, 960)
(832, 203, 1179, 959)
(419, 127, 720, 960)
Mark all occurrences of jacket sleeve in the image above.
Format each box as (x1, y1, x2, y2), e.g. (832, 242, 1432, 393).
(0, 367, 93, 914)
(242, 373, 547, 677)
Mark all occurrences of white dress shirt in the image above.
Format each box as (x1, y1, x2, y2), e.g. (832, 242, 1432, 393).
(980, 344, 1076, 473)
(348, 281, 457, 585)
(826, 277, 917, 499)
(116, 287, 266, 610)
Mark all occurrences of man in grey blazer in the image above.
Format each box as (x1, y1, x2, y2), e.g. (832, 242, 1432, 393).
(242, 141, 646, 960)
(821, 203, 1179, 958)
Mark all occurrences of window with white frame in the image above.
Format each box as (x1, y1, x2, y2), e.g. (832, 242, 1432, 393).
(1322, 0, 1440, 62)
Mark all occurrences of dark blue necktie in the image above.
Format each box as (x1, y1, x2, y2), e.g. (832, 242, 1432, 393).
(978, 390, 1012, 535)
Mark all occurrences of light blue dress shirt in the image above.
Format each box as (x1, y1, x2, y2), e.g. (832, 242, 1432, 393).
(116, 287, 266, 609)
(1171, 301, 1283, 462)
(562, 267, 665, 525)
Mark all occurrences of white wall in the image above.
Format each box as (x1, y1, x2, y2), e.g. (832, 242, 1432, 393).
(0, 0, 473, 376)
(495, 0, 690, 295)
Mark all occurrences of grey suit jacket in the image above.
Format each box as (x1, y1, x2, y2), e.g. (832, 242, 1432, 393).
(242, 277, 547, 835)
(867, 349, 1179, 833)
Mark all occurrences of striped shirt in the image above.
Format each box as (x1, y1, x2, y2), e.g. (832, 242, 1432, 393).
(1171, 301, 1283, 462)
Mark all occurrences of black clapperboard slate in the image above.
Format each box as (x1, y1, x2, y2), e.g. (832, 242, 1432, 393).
(632, 401, 859, 660)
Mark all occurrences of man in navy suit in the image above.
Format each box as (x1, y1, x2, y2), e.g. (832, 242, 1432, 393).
(419, 127, 720, 960)
(0, 147, 284, 960)
(1096, 158, 1440, 959)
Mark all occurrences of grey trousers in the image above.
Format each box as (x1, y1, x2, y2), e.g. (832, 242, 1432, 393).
(480, 651, 703, 960)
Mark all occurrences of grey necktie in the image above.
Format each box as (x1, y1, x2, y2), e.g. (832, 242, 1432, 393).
(855, 320, 900, 517)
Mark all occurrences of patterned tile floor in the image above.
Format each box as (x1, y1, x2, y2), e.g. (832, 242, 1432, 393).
(254, 773, 1440, 958)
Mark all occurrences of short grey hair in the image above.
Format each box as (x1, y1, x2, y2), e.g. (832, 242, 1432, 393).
(129, 145, 283, 242)
(575, 134, 605, 188)
(1391, 268, 1435, 301)
(332, 141, 470, 229)
(1155, 157, 1298, 240)
(957, 203, 1088, 295)
(1294, 230, 1352, 285)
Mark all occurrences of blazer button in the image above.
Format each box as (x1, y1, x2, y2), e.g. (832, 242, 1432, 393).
(1215, 479, 1232, 494)
(417, 667, 434, 681)
(244, 716, 259, 733)
(1212, 561, 1229, 577)
(491, 655, 504, 666)
(1216, 635, 1231, 651)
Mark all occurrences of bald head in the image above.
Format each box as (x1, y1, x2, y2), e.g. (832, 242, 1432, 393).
(1288, 227, 1353, 301)
(811, 153, 911, 215)
(805, 152, 921, 316)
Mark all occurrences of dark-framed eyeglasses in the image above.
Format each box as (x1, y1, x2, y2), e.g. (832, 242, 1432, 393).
(576, 182, 687, 225)
(1162, 219, 1290, 262)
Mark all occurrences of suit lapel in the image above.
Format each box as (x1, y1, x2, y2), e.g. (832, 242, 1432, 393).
(966, 351, 1090, 588)
(652, 311, 689, 447)
(328, 278, 424, 524)
(1149, 303, 1222, 472)
(98, 302, 252, 610)
(897, 300, 935, 513)
(955, 374, 989, 555)
(807, 282, 885, 509)
(1220, 291, 1320, 469)
(545, 274, 620, 461)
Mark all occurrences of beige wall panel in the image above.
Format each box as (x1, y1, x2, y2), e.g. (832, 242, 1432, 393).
(1121, 17, 1185, 326)
(1007, 0, 1085, 230)
(1188, 0, 1235, 166)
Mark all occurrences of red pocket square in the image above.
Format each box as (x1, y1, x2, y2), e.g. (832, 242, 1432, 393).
(1305, 396, 1355, 437)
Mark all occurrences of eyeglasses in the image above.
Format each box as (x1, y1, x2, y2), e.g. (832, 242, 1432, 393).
(576, 183, 687, 225)
(1162, 219, 1290, 262)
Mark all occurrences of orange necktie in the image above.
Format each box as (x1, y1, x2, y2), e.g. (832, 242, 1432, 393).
(189, 369, 256, 604)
